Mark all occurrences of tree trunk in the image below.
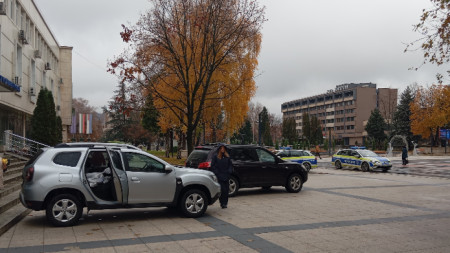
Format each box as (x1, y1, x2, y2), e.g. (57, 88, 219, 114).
(165, 132, 170, 158)
(187, 130, 194, 156)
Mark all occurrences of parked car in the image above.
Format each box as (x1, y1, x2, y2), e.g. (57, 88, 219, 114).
(20, 143, 221, 227)
(185, 144, 308, 196)
(331, 148, 392, 172)
(275, 149, 317, 172)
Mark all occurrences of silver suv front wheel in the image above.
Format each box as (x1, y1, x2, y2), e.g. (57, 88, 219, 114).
(46, 194, 82, 227)
(179, 189, 208, 218)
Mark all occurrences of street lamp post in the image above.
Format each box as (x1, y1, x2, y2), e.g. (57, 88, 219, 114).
(258, 112, 262, 146)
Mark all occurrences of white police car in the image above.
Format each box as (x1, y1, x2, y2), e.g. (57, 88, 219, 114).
(276, 149, 317, 172)
(332, 148, 392, 172)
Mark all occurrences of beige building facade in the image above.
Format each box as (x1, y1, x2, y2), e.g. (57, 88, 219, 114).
(0, 0, 72, 143)
(281, 83, 397, 146)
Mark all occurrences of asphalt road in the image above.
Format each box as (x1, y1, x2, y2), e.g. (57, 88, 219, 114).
(318, 156, 450, 179)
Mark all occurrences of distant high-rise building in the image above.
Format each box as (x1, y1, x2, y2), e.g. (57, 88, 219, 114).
(0, 0, 73, 144)
(281, 83, 397, 146)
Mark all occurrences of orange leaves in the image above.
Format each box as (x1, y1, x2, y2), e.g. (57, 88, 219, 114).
(410, 84, 450, 139)
(108, 0, 265, 152)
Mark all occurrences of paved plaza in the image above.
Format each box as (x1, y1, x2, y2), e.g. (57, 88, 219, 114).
(1, 166, 450, 252)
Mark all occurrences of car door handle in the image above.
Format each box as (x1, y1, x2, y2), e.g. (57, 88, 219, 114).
(131, 177, 140, 182)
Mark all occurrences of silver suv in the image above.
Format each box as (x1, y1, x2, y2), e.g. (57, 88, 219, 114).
(20, 143, 221, 226)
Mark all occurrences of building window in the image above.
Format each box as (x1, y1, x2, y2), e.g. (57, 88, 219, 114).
(31, 59, 36, 88)
(16, 44, 22, 80)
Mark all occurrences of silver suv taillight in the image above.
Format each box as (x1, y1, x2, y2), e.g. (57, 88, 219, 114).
(25, 167, 34, 182)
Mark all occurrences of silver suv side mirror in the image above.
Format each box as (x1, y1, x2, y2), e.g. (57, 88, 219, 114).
(165, 164, 174, 173)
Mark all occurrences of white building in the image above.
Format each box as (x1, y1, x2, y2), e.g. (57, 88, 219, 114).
(0, 0, 72, 144)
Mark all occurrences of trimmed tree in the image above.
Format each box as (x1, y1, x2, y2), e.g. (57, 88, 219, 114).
(282, 117, 297, 145)
(260, 107, 273, 146)
(231, 118, 253, 144)
(30, 88, 58, 146)
(365, 108, 387, 149)
(391, 86, 415, 146)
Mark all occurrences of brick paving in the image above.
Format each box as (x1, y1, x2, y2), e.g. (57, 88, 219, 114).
(1, 166, 450, 252)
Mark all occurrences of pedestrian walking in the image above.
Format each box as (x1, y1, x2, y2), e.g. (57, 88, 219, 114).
(402, 146, 408, 165)
(211, 144, 233, 209)
(315, 145, 322, 159)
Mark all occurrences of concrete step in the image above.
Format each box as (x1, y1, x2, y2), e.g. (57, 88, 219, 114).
(3, 172, 22, 186)
(0, 189, 21, 215)
(0, 152, 30, 236)
(0, 203, 31, 236)
(0, 181, 21, 199)
(4, 165, 23, 177)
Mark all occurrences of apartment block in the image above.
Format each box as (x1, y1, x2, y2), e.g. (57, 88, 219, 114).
(0, 0, 72, 143)
(281, 83, 397, 146)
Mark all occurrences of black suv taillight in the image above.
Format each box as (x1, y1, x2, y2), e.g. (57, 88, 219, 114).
(198, 161, 211, 169)
(25, 167, 34, 182)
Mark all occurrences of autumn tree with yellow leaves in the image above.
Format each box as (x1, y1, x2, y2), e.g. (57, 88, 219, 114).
(410, 84, 450, 146)
(109, 0, 265, 153)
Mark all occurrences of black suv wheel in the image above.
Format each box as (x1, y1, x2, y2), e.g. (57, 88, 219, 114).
(229, 176, 239, 197)
(285, 173, 303, 193)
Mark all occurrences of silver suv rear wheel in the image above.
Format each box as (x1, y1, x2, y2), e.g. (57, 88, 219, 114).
(46, 194, 82, 227)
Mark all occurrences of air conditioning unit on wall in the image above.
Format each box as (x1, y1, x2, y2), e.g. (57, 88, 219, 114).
(29, 87, 36, 96)
(18, 30, 28, 44)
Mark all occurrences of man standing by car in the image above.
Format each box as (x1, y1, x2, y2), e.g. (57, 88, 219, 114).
(211, 144, 233, 208)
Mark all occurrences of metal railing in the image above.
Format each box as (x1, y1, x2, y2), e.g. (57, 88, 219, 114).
(3, 130, 50, 157)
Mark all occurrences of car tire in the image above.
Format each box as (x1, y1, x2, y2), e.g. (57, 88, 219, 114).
(361, 162, 370, 172)
(335, 160, 342, 169)
(179, 189, 208, 218)
(229, 176, 239, 197)
(303, 162, 311, 172)
(285, 173, 303, 193)
(46, 194, 83, 227)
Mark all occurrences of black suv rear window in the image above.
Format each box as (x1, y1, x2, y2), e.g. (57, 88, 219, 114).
(190, 150, 209, 160)
(53, 152, 82, 167)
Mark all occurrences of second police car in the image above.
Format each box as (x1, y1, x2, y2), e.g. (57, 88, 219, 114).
(276, 149, 317, 172)
(332, 147, 392, 172)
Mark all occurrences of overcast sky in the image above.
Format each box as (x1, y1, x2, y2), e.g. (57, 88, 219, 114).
(36, 0, 445, 116)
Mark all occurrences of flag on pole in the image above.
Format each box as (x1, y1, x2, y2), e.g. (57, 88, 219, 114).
(88, 114, 93, 134)
(83, 114, 86, 134)
(79, 114, 83, 134)
(70, 114, 76, 134)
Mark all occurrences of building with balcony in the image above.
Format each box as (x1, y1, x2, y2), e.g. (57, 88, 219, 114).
(281, 83, 397, 146)
(0, 0, 72, 144)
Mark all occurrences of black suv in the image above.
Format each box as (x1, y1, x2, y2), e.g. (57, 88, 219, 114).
(185, 144, 308, 196)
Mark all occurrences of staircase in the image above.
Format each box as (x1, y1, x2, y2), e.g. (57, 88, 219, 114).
(0, 152, 31, 236)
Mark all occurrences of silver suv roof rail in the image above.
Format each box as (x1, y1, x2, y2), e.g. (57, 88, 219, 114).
(54, 142, 139, 150)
